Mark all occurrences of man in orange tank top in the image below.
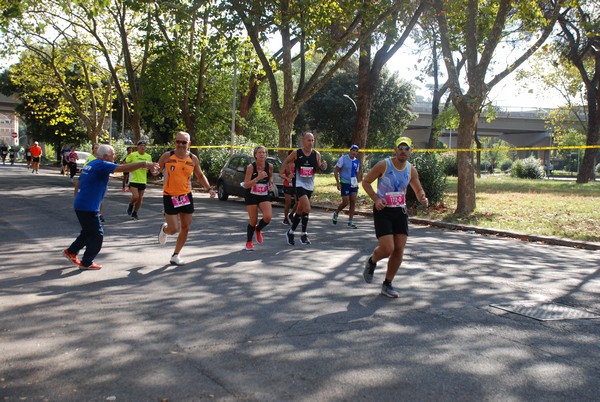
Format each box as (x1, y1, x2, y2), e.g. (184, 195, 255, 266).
(156, 131, 216, 265)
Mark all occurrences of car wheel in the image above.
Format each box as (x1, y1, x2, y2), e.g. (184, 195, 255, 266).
(217, 181, 228, 201)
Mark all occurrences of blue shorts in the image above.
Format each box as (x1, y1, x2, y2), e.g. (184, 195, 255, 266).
(340, 182, 359, 197)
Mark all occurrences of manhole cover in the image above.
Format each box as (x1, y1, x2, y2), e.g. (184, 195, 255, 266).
(490, 301, 600, 321)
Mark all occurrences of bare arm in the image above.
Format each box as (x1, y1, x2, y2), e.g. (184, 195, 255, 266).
(409, 166, 429, 208)
(192, 154, 216, 198)
(114, 160, 159, 173)
(279, 151, 296, 181)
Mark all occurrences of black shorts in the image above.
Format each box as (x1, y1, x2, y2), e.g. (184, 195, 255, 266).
(163, 193, 195, 215)
(295, 187, 313, 199)
(129, 182, 147, 191)
(33, 157, 41, 163)
(283, 186, 295, 196)
(245, 193, 270, 205)
(373, 206, 409, 238)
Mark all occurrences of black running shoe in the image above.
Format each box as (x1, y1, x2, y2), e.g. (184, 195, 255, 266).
(300, 234, 311, 245)
(286, 229, 295, 246)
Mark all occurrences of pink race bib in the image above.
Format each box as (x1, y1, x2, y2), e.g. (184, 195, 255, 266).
(251, 183, 269, 196)
(171, 194, 191, 208)
(384, 192, 406, 207)
(299, 166, 314, 177)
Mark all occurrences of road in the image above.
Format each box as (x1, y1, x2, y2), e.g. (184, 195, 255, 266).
(1, 164, 599, 401)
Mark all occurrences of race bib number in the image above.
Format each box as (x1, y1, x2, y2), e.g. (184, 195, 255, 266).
(250, 183, 269, 196)
(299, 166, 314, 178)
(171, 194, 191, 208)
(350, 177, 358, 187)
(384, 192, 406, 207)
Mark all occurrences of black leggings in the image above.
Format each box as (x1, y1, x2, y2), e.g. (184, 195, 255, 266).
(68, 162, 77, 178)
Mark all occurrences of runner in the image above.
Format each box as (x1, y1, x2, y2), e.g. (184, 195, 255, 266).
(243, 146, 274, 251)
(60, 144, 69, 175)
(122, 146, 134, 191)
(24, 145, 32, 168)
(125, 140, 153, 220)
(279, 132, 327, 246)
(361, 136, 428, 298)
(83, 143, 104, 222)
(332, 145, 362, 228)
(67, 145, 78, 182)
(63, 144, 159, 270)
(30, 141, 42, 174)
(0, 143, 7, 165)
(281, 150, 296, 225)
(157, 131, 216, 265)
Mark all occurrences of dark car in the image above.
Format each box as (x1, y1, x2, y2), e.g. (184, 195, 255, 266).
(217, 154, 284, 201)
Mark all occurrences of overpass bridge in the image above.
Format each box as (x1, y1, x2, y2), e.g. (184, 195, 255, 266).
(405, 102, 559, 160)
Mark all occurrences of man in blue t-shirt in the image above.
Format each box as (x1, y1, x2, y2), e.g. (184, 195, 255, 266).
(332, 145, 362, 228)
(63, 144, 159, 270)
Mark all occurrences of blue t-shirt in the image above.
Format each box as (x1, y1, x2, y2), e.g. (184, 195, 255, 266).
(74, 159, 118, 212)
(335, 154, 360, 186)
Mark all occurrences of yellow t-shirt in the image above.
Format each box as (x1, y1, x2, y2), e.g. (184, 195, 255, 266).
(125, 151, 153, 184)
(163, 152, 195, 196)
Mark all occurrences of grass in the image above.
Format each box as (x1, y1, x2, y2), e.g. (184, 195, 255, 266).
(312, 174, 600, 243)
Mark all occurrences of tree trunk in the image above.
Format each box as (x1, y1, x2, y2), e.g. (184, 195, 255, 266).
(577, 87, 599, 183)
(236, 73, 263, 135)
(454, 101, 479, 214)
(273, 106, 299, 159)
(351, 43, 377, 166)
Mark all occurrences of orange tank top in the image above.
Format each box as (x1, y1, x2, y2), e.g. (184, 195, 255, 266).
(163, 151, 195, 196)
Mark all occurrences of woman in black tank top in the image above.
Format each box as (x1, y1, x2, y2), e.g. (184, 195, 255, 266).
(242, 146, 274, 251)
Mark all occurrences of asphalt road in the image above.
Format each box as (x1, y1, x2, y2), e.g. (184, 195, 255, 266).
(1, 164, 599, 401)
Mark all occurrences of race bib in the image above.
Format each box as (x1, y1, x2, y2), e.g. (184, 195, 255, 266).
(350, 177, 358, 187)
(171, 194, 191, 208)
(384, 191, 406, 207)
(250, 183, 269, 196)
(299, 166, 314, 178)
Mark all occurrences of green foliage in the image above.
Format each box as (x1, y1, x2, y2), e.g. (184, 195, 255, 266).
(511, 156, 545, 179)
(197, 135, 257, 182)
(595, 162, 600, 175)
(439, 152, 458, 176)
(406, 152, 446, 207)
(500, 159, 513, 172)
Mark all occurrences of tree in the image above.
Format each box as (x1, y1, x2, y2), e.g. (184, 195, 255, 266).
(350, 1, 426, 159)
(297, 66, 416, 149)
(230, 0, 411, 157)
(434, 0, 565, 214)
(556, 1, 600, 183)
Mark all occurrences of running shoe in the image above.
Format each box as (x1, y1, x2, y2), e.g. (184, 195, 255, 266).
(158, 222, 168, 246)
(245, 241, 254, 251)
(63, 248, 81, 266)
(170, 254, 186, 265)
(131, 211, 139, 220)
(348, 221, 357, 229)
(332, 212, 338, 224)
(363, 257, 376, 283)
(282, 218, 290, 225)
(255, 228, 263, 244)
(300, 233, 311, 245)
(286, 229, 295, 246)
(78, 261, 102, 270)
(99, 214, 105, 223)
(381, 282, 400, 298)
(127, 204, 134, 216)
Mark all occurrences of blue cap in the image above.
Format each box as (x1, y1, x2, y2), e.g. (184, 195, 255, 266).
(350, 145, 359, 151)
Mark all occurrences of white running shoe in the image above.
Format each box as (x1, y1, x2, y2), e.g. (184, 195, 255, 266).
(158, 223, 168, 246)
(170, 254, 185, 265)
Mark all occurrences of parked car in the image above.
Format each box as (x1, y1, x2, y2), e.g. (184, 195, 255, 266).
(75, 151, 92, 172)
(217, 154, 284, 201)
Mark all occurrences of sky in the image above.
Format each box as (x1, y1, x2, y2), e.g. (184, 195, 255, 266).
(386, 43, 566, 110)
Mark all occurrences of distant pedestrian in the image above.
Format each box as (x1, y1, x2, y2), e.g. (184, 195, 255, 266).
(30, 141, 42, 173)
(24, 145, 32, 168)
(243, 146, 274, 251)
(361, 137, 428, 298)
(1, 143, 8, 165)
(63, 144, 159, 270)
(122, 146, 134, 192)
(280, 132, 327, 245)
(67, 145, 78, 182)
(156, 132, 216, 265)
(125, 140, 154, 220)
(332, 145, 362, 228)
(8, 146, 16, 165)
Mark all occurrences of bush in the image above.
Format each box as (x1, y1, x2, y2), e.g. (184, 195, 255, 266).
(406, 152, 446, 207)
(511, 156, 544, 179)
(439, 152, 458, 176)
(500, 159, 513, 172)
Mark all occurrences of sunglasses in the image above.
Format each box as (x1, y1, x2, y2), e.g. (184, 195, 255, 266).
(175, 140, 188, 145)
(397, 145, 411, 151)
